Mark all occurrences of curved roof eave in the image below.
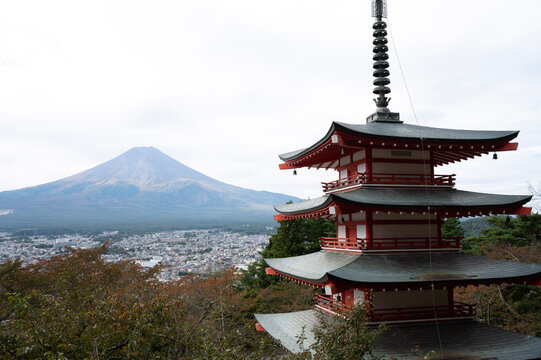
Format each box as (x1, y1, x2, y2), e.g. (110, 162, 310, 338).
(278, 122, 337, 161)
(273, 195, 331, 215)
(278, 121, 519, 162)
(274, 188, 532, 215)
(265, 251, 541, 286)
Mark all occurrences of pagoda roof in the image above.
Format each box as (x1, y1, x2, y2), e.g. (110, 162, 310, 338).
(274, 188, 532, 215)
(279, 121, 519, 162)
(255, 310, 541, 358)
(265, 251, 541, 286)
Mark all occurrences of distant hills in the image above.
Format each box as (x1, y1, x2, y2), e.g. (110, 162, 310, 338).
(0, 147, 299, 231)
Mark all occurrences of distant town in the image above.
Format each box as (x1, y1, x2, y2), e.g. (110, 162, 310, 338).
(0, 229, 272, 280)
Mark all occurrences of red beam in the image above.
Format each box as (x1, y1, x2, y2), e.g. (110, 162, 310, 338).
(279, 163, 295, 170)
(515, 207, 532, 215)
(494, 142, 518, 151)
(255, 323, 266, 332)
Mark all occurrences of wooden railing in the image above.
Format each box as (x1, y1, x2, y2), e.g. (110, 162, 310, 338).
(320, 237, 462, 251)
(322, 173, 456, 192)
(314, 294, 475, 322)
(320, 237, 362, 250)
(371, 301, 475, 322)
(369, 236, 461, 250)
(314, 294, 352, 314)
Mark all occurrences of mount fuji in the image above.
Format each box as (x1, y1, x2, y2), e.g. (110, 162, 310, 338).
(0, 147, 298, 230)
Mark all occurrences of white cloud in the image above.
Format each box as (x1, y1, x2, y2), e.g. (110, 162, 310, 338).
(0, 0, 540, 201)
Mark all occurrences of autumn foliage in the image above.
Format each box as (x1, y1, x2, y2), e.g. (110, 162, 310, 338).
(0, 244, 297, 359)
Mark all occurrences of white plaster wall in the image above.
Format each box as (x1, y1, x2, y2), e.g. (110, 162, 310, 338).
(356, 224, 366, 238)
(352, 150, 366, 162)
(351, 211, 366, 221)
(337, 225, 346, 239)
(354, 289, 365, 304)
(340, 155, 351, 166)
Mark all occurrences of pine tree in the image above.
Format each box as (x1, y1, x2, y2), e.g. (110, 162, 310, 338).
(241, 218, 335, 289)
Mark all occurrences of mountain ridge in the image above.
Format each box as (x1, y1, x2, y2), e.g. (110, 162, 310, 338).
(0, 147, 298, 230)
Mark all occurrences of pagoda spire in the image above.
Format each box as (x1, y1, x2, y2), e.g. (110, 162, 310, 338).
(366, 0, 401, 123)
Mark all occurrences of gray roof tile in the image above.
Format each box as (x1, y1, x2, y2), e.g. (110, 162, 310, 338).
(275, 188, 531, 215)
(266, 251, 541, 285)
(255, 310, 541, 359)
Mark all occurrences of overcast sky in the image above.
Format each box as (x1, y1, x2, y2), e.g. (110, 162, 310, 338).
(1, 0, 540, 203)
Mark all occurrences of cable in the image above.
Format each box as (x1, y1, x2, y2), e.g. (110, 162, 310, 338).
(388, 21, 444, 359)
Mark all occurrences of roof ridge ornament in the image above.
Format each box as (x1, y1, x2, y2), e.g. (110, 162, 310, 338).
(367, 0, 402, 124)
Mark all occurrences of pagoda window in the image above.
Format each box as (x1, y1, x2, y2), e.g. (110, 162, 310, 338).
(356, 224, 367, 238)
(357, 162, 366, 173)
(339, 168, 348, 180)
(353, 289, 365, 305)
(337, 225, 347, 240)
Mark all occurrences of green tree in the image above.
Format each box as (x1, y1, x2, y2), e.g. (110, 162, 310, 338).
(241, 218, 335, 289)
(461, 214, 541, 254)
(311, 303, 384, 360)
(441, 218, 465, 238)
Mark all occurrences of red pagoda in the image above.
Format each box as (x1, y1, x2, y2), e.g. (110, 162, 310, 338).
(255, 1, 541, 358)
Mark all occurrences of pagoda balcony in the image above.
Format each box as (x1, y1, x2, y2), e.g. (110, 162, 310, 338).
(370, 301, 476, 323)
(320, 236, 462, 252)
(314, 294, 475, 322)
(322, 173, 456, 192)
(314, 293, 352, 315)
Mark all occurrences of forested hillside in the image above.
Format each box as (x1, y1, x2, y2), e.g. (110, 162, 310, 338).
(1, 215, 539, 359)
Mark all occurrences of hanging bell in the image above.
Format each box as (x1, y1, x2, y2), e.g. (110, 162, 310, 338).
(293, 170, 297, 175)
(492, 153, 498, 160)
(341, 148, 347, 155)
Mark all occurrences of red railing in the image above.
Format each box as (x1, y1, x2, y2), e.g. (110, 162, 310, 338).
(314, 293, 352, 314)
(370, 236, 462, 250)
(371, 301, 475, 322)
(322, 173, 455, 192)
(320, 237, 462, 251)
(314, 294, 475, 322)
(320, 237, 363, 250)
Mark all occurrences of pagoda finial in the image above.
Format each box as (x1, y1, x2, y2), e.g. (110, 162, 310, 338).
(367, 0, 401, 123)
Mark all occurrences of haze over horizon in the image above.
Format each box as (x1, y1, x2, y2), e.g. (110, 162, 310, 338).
(1, 0, 540, 201)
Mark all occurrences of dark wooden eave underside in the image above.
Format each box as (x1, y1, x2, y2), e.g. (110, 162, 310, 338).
(279, 122, 519, 169)
(273, 188, 532, 217)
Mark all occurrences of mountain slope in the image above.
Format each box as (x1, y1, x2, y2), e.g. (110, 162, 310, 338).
(0, 147, 299, 230)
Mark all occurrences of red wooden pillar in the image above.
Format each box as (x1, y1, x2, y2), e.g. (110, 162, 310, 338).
(436, 212, 442, 247)
(343, 289, 354, 307)
(429, 150, 434, 178)
(447, 286, 455, 314)
(365, 147, 372, 183)
(366, 211, 373, 249)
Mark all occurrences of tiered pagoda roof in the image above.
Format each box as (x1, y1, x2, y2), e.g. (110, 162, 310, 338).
(254, 0, 541, 358)
(279, 121, 519, 169)
(265, 251, 541, 287)
(274, 188, 531, 219)
(255, 311, 541, 358)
